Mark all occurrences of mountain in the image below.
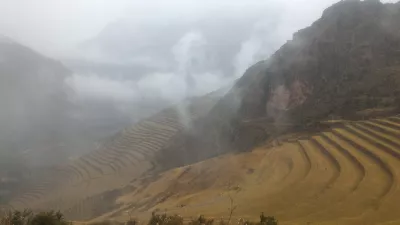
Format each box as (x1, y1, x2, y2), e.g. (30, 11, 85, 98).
(77, 11, 263, 77)
(0, 37, 73, 203)
(170, 0, 400, 162)
(2, 90, 224, 220)
(61, 6, 280, 132)
(0, 37, 77, 164)
(62, 8, 276, 109)
(102, 2, 400, 224)
(0, 37, 143, 205)
(4, 1, 400, 224)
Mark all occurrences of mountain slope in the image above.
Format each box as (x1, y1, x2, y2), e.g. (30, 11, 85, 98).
(171, 0, 400, 162)
(1, 90, 224, 220)
(0, 37, 71, 148)
(0, 38, 72, 204)
(4, 1, 400, 224)
(101, 114, 400, 225)
(91, 1, 400, 223)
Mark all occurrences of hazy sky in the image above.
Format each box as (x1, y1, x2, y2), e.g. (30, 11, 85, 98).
(1, 0, 398, 106)
(0, 0, 129, 55)
(1, 0, 397, 57)
(0, 0, 397, 56)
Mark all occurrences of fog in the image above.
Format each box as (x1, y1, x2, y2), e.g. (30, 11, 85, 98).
(0, 0, 399, 195)
(1, 0, 397, 106)
(62, 0, 338, 104)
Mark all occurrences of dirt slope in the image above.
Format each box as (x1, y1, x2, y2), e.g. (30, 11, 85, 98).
(99, 114, 400, 225)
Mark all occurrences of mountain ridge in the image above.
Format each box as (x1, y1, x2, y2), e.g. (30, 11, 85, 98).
(169, 0, 400, 164)
(4, 1, 400, 224)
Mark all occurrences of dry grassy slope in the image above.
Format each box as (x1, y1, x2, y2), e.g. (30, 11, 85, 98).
(0, 91, 223, 220)
(96, 114, 400, 225)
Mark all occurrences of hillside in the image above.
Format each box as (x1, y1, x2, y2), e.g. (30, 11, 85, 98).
(0, 37, 182, 207)
(0, 37, 155, 207)
(173, 0, 400, 160)
(0, 38, 72, 204)
(0, 37, 71, 150)
(96, 1, 400, 224)
(3, 1, 400, 225)
(1, 90, 223, 220)
(94, 114, 400, 225)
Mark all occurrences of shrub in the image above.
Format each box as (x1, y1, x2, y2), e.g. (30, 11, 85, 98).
(29, 211, 69, 225)
(0, 210, 70, 225)
(1, 209, 35, 225)
(148, 212, 183, 225)
(1, 210, 277, 225)
(188, 215, 214, 225)
(259, 213, 277, 225)
(236, 213, 278, 225)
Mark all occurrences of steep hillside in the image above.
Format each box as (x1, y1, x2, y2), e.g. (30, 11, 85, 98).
(0, 37, 71, 150)
(1, 91, 223, 220)
(4, 1, 400, 224)
(98, 114, 400, 225)
(96, 1, 400, 223)
(0, 37, 72, 204)
(166, 0, 400, 165)
(0, 37, 190, 207)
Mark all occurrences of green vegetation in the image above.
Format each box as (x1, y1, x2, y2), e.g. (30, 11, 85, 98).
(0, 209, 70, 225)
(145, 212, 277, 225)
(0, 210, 277, 225)
(188, 215, 214, 225)
(258, 213, 278, 225)
(148, 212, 184, 225)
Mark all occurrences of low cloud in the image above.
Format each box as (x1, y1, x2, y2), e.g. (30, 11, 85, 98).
(65, 74, 137, 102)
(65, 0, 341, 106)
(18, 0, 400, 132)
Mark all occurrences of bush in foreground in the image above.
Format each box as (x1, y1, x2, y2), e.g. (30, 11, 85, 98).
(148, 212, 183, 225)
(0, 210, 70, 225)
(188, 215, 214, 225)
(148, 212, 277, 225)
(1, 210, 277, 225)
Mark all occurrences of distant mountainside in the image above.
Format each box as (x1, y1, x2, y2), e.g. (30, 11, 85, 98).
(0, 37, 73, 203)
(170, 0, 400, 162)
(1, 90, 224, 219)
(78, 12, 262, 77)
(0, 38, 71, 159)
(0, 37, 147, 205)
(63, 8, 274, 106)
(4, 1, 400, 224)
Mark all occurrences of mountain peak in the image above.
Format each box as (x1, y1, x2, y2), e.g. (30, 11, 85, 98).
(167, 0, 400, 161)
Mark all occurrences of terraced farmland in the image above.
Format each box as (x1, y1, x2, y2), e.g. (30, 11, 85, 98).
(0, 93, 222, 220)
(4, 99, 400, 225)
(103, 114, 400, 225)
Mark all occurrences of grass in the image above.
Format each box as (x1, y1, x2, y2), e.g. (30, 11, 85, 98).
(0, 210, 277, 225)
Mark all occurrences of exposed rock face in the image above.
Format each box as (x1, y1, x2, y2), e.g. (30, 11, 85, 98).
(164, 0, 400, 164)
(234, 0, 400, 122)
